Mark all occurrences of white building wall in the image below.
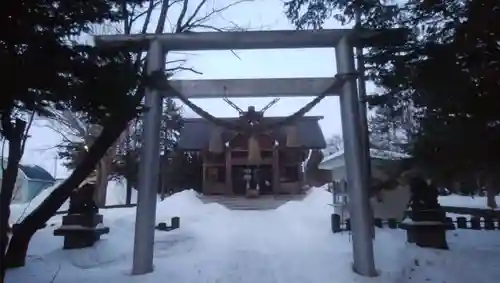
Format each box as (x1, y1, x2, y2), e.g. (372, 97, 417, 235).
(321, 150, 411, 221)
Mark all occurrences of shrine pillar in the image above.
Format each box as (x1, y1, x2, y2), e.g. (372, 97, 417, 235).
(272, 146, 279, 194)
(225, 148, 233, 195)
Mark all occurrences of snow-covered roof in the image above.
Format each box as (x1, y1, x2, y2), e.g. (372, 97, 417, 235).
(319, 148, 410, 170)
(18, 164, 55, 182)
(0, 161, 55, 182)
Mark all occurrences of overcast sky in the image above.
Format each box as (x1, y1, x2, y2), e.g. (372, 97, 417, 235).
(16, 0, 375, 178)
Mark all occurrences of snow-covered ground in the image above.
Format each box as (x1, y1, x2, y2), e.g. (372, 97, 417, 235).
(10, 178, 498, 226)
(6, 187, 500, 283)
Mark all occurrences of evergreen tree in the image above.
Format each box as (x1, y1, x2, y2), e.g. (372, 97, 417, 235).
(368, 105, 414, 153)
(284, 0, 500, 206)
(110, 97, 194, 194)
(0, 0, 148, 277)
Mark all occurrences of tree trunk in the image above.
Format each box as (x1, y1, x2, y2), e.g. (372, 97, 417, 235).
(94, 159, 108, 207)
(0, 118, 26, 283)
(2, 229, 30, 271)
(94, 129, 128, 207)
(126, 180, 133, 205)
(486, 182, 497, 209)
(4, 111, 135, 268)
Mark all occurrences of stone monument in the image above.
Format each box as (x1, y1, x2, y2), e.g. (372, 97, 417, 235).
(54, 175, 110, 249)
(400, 177, 454, 249)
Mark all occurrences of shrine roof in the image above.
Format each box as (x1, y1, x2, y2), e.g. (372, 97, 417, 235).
(178, 116, 326, 150)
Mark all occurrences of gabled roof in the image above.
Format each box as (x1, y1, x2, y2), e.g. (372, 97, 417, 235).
(18, 164, 55, 182)
(178, 116, 327, 150)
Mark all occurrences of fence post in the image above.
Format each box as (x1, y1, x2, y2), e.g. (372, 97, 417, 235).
(483, 216, 494, 230)
(470, 217, 481, 230)
(456, 217, 467, 229)
(387, 218, 398, 229)
(445, 217, 454, 228)
(345, 218, 351, 231)
(331, 214, 341, 233)
(171, 217, 180, 229)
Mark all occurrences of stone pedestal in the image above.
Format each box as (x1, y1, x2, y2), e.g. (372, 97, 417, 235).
(54, 214, 109, 249)
(156, 217, 180, 232)
(400, 209, 454, 250)
(399, 221, 453, 249)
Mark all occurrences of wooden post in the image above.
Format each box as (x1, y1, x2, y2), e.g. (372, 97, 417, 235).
(331, 214, 341, 233)
(298, 158, 304, 194)
(272, 146, 279, 195)
(225, 148, 232, 195)
(202, 161, 207, 195)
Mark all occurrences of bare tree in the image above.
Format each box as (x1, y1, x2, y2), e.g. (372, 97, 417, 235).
(45, 0, 254, 207)
(0, 110, 35, 279)
(4, 0, 257, 269)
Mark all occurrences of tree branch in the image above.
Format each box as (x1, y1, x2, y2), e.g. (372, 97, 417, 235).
(140, 0, 157, 35)
(155, 0, 172, 34)
(167, 66, 203, 75)
(176, 0, 192, 32)
(1, 139, 5, 171)
(180, 0, 252, 32)
(20, 111, 35, 155)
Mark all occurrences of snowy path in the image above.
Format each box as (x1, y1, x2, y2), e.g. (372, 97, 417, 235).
(182, 211, 350, 283)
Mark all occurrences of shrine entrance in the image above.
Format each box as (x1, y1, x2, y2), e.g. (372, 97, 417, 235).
(232, 166, 247, 195)
(232, 165, 273, 196)
(257, 166, 274, 195)
(95, 27, 404, 277)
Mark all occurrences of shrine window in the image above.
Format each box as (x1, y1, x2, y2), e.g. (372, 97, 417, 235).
(206, 166, 225, 182)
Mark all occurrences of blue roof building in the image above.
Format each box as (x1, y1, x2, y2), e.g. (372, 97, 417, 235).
(0, 162, 56, 204)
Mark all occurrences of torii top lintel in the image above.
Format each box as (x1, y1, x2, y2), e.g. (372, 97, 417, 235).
(93, 28, 406, 52)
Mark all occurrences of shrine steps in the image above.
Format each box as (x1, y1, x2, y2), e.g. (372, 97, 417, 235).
(198, 194, 308, 211)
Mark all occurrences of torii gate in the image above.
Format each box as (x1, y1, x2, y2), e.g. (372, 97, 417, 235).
(94, 28, 400, 277)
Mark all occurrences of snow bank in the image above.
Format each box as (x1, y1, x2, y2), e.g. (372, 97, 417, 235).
(276, 186, 331, 215)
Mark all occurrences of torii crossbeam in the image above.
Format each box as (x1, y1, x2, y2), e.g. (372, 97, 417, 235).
(94, 28, 404, 277)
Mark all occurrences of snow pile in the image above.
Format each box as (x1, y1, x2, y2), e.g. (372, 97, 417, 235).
(276, 187, 331, 215)
(6, 187, 500, 283)
(396, 230, 500, 282)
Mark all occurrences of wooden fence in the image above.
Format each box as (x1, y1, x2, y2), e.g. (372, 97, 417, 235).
(331, 214, 500, 233)
(441, 206, 500, 218)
